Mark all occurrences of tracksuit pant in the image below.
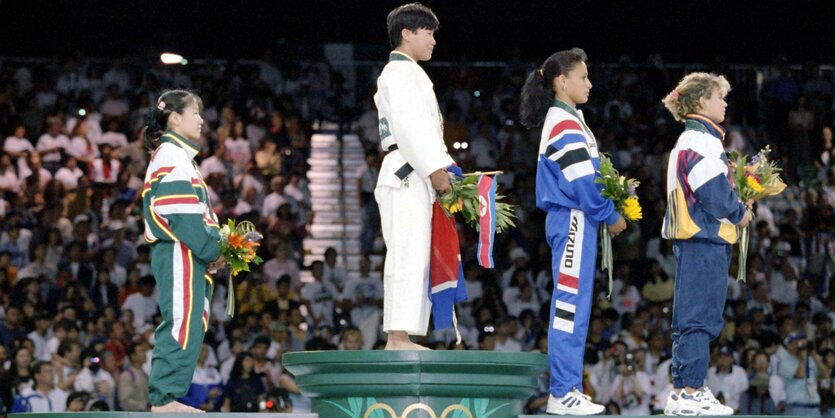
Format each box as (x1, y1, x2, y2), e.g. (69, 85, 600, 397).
(148, 242, 213, 406)
(671, 239, 730, 389)
(546, 207, 597, 397)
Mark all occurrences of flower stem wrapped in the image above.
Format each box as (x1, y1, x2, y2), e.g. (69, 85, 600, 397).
(218, 219, 264, 317)
(595, 154, 642, 297)
(728, 146, 786, 282)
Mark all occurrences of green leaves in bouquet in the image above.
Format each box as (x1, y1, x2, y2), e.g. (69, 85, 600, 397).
(595, 153, 639, 213)
(437, 174, 517, 233)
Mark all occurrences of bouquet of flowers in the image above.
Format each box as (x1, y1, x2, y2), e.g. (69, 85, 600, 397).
(218, 219, 264, 317)
(728, 146, 786, 282)
(437, 172, 516, 233)
(595, 154, 642, 295)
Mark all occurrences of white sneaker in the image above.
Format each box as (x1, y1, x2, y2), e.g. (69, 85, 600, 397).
(698, 387, 734, 415)
(664, 391, 679, 416)
(675, 388, 734, 416)
(546, 388, 605, 415)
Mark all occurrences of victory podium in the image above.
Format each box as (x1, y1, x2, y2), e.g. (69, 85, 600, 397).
(282, 350, 547, 418)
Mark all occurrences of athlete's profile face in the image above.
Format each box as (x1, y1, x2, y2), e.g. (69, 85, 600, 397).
(170, 99, 204, 143)
(559, 61, 592, 105)
(403, 28, 435, 61)
(699, 88, 727, 123)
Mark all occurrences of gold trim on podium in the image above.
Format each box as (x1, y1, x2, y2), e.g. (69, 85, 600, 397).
(364, 402, 474, 418)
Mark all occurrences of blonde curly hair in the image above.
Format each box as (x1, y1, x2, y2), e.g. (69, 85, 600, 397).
(662, 72, 731, 122)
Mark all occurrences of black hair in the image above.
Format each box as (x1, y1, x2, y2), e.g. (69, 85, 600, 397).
(88, 400, 110, 411)
(142, 89, 203, 152)
(30, 360, 51, 378)
(139, 274, 156, 287)
(229, 352, 254, 380)
(57, 340, 78, 358)
(126, 342, 143, 358)
(252, 335, 271, 348)
(66, 391, 88, 408)
(519, 48, 588, 128)
(386, 3, 439, 49)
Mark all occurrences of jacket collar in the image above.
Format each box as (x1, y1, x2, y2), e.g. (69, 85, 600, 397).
(160, 131, 200, 160)
(552, 99, 581, 119)
(552, 99, 593, 137)
(389, 51, 416, 63)
(684, 113, 726, 140)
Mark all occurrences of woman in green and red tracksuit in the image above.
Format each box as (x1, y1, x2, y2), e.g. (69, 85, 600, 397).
(142, 89, 224, 413)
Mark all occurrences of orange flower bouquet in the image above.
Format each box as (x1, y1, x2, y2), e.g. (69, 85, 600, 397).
(219, 219, 264, 316)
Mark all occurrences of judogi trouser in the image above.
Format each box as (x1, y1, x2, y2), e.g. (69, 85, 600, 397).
(546, 207, 597, 397)
(376, 176, 432, 336)
(148, 241, 213, 406)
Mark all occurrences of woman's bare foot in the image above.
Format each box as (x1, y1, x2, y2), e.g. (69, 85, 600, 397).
(151, 401, 205, 413)
(384, 331, 431, 350)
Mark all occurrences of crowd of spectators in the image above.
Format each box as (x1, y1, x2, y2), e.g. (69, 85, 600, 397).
(0, 51, 833, 415)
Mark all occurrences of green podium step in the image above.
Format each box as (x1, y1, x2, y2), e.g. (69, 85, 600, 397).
(283, 350, 547, 418)
(9, 414, 315, 418)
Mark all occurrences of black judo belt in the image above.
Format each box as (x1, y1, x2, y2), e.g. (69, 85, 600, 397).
(386, 144, 414, 180)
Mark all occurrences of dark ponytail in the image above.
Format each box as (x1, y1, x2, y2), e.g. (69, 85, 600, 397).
(518, 47, 588, 128)
(142, 89, 203, 152)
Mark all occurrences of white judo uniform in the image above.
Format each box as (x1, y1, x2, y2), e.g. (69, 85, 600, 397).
(374, 51, 454, 335)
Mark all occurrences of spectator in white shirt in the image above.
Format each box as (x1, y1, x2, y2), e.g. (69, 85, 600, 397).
(97, 119, 129, 150)
(225, 120, 252, 174)
(19, 151, 53, 191)
(0, 153, 21, 193)
(121, 275, 159, 330)
(36, 118, 69, 170)
(300, 261, 338, 328)
(342, 255, 383, 350)
(11, 361, 66, 412)
(707, 345, 750, 413)
(74, 350, 116, 410)
(89, 144, 120, 185)
(261, 242, 301, 292)
(610, 353, 652, 415)
(262, 175, 291, 218)
(27, 314, 53, 362)
(99, 84, 129, 120)
(323, 247, 349, 294)
(4, 123, 35, 159)
(54, 157, 85, 192)
(493, 317, 522, 352)
(67, 119, 99, 165)
(469, 123, 499, 170)
(199, 142, 228, 179)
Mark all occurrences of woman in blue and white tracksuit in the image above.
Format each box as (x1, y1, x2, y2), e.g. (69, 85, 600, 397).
(520, 48, 626, 415)
(660, 73, 752, 416)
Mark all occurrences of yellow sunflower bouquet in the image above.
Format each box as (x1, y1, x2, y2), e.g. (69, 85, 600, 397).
(729, 146, 786, 282)
(595, 154, 642, 295)
(218, 219, 264, 316)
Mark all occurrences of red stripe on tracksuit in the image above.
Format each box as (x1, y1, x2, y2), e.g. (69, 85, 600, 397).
(177, 242, 192, 347)
(154, 196, 200, 206)
(549, 120, 583, 141)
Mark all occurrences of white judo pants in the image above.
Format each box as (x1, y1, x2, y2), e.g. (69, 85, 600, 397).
(375, 180, 432, 336)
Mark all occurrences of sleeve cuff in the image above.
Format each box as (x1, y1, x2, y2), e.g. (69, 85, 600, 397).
(731, 203, 747, 224)
(605, 210, 621, 226)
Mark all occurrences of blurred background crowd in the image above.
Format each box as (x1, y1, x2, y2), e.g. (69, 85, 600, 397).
(0, 48, 833, 415)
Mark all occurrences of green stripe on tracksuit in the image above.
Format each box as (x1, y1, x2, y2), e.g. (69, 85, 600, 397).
(143, 133, 221, 406)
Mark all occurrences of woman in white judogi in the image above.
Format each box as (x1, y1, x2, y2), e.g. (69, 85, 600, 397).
(374, 3, 454, 350)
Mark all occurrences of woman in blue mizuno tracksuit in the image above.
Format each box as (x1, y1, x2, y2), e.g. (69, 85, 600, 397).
(520, 48, 626, 416)
(660, 73, 752, 416)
